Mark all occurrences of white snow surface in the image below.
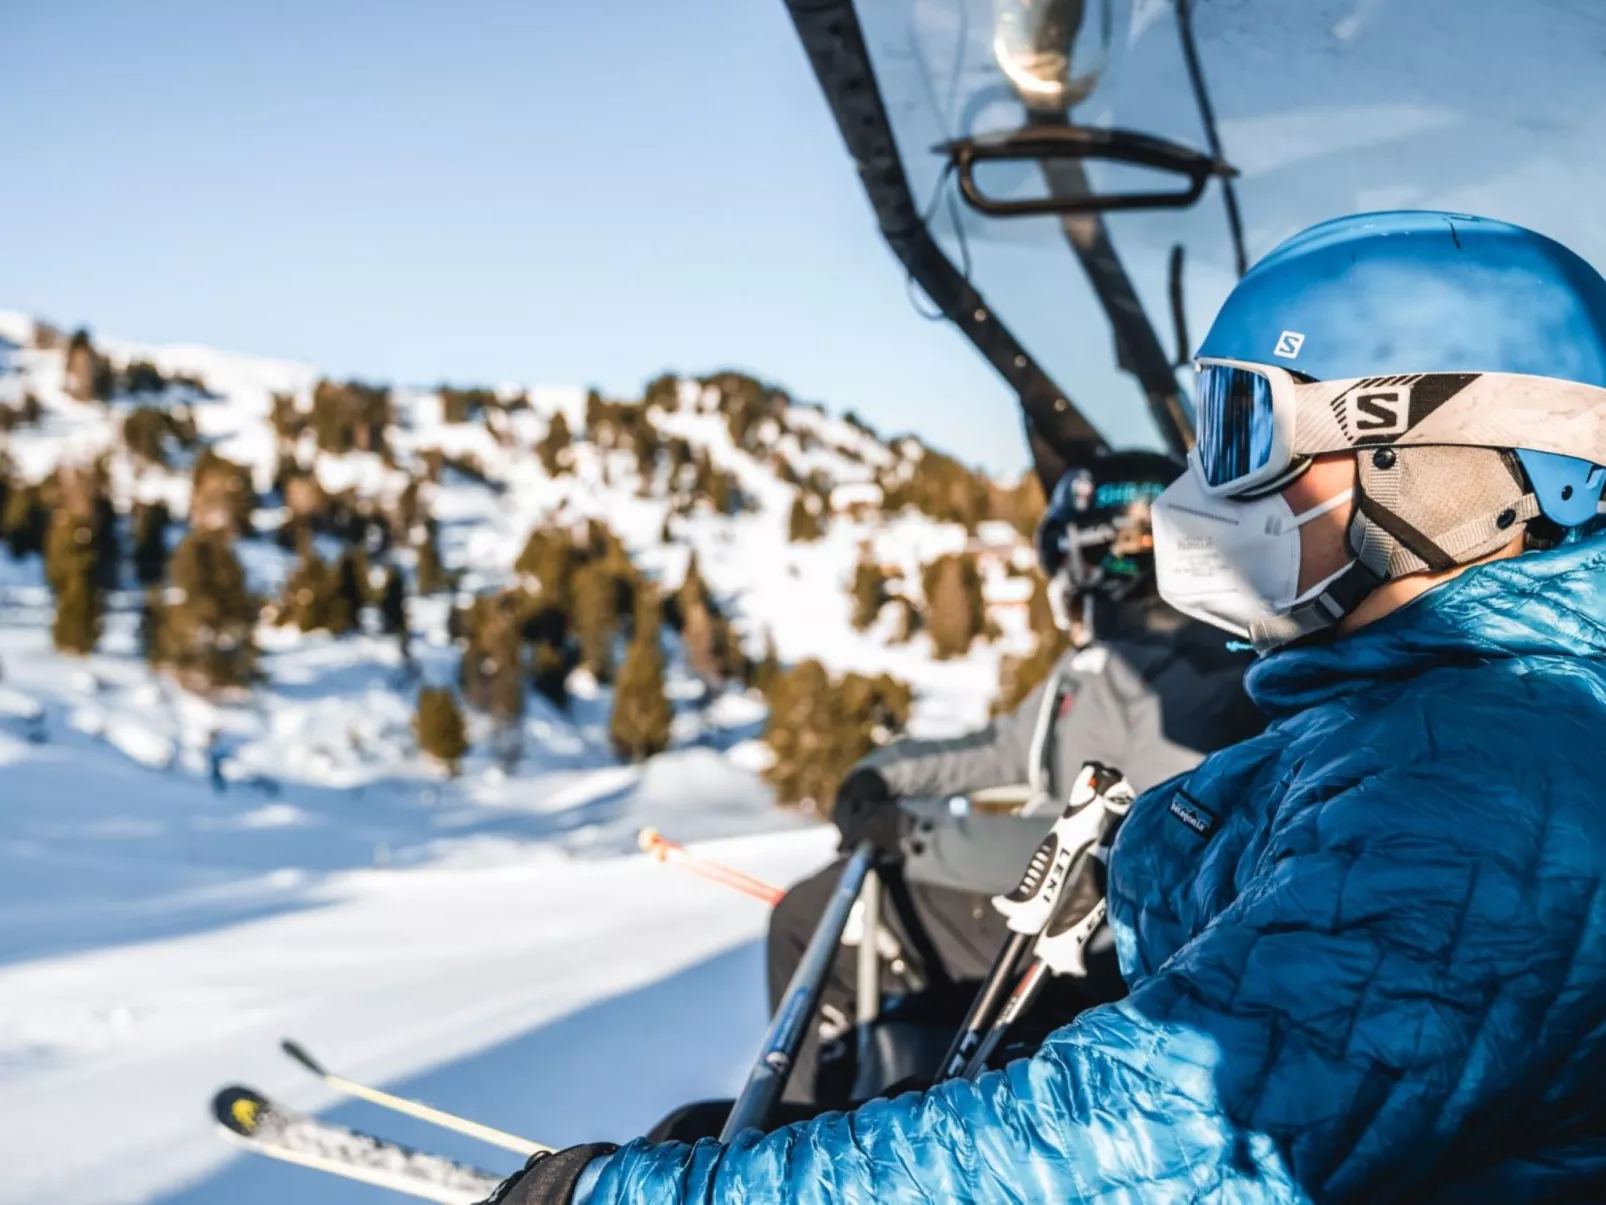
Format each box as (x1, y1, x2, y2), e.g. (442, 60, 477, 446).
(0, 317, 1030, 1202)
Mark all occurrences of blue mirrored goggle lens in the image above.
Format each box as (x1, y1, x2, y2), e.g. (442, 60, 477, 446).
(1194, 365, 1276, 488)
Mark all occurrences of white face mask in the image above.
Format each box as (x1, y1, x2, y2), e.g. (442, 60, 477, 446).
(1151, 468, 1355, 644)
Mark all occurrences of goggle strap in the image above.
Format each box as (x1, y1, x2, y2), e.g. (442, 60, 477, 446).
(1361, 493, 1542, 580)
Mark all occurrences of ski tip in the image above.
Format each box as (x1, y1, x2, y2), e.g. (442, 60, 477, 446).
(280, 1037, 326, 1076)
(636, 826, 660, 854)
(213, 1085, 271, 1136)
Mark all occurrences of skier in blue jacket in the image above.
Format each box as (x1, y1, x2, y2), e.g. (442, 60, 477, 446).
(488, 211, 1606, 1203)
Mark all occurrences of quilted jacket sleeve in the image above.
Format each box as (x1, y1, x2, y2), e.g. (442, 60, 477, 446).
(587, 764, 1598, 1204)
(857, 668, 1055, 800)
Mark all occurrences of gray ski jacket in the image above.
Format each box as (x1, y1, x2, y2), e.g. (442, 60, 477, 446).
(862, 605, 1264, 803)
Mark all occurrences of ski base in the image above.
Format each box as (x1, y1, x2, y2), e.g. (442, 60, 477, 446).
(212, 1084, 504, 1204)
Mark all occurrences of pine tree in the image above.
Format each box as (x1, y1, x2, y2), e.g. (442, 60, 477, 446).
(611, 588, 672, 761)
(538, 411, 573, 476)
(761, 661, 912, 809)
(132, 501, 171, 586)
(923, 552, 986, 660)
(788, 493, 823, 543)
(154, 532, 258, 688)
(415, 687, 468, 774)
(571, 559, 618, 682)
(64, 329, 113, 402)
(2, 483, 47, 559)
(415, 519, 448, 594)
(191, 449, 255, 536)
(679, 598, 722, 685)
(752, 629, 782, 694)
(850, 557, 888, 630)
(140, 586, 164, 665)
(123, 407, 172, 466)
(327, 549, 364, 635)
(379, 565, 408, 638)
(489, 639, 527, 725)
(515, 526, 577, 614)
(529, 636, 570, 710)
(281, 548, 324, 630)
(45, 512, 102, 654)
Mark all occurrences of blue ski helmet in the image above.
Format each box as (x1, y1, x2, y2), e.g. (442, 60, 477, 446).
(1197, 210, 1606, 530)
(1198, 210, 1606, 388)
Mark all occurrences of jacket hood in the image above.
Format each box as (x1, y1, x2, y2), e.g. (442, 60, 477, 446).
(1246, 533, 1606, 717)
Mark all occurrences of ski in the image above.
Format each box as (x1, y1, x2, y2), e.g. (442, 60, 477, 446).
(281, 1039, 548, 1156)
(211, 1084, 505, 1204)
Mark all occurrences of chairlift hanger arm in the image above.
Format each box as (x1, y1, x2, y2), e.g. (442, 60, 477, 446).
(785, 0, 1105, 490)
(937, 123, 1237, 218)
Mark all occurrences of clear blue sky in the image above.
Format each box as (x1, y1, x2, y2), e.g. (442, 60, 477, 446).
(0, 0, 1033, 473)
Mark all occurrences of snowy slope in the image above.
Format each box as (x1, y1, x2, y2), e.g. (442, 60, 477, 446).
(0, 314, 1034, 1203)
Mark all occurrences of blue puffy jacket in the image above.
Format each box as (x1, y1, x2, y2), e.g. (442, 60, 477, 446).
(592, 538, 1606, 1203)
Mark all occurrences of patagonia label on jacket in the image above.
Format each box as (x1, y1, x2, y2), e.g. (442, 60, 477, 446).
(1168, 793, 1218, 839)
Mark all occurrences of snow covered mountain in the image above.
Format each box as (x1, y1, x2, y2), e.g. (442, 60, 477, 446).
(0, 311, 1045, 1204)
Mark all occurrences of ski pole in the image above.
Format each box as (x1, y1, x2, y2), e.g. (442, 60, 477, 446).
(958, 958, 1053, 1079)
(281, 1039, 550, 1157)
(638, 826, 917, 988)
(948, 764, 1135, 1080)
(637, 827, 785, 905)
(935, 929, 1034, 1080)
(720, 840, 877, 1140)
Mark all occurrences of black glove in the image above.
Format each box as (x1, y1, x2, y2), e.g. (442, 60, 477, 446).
(831, 767, 902, 854)
(480, 1143, 618, 1205)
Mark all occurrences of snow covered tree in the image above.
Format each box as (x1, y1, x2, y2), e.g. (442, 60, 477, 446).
(415, 687, 468, 774)
(611, 588, 672, 761)
(922, 552, 987, 660)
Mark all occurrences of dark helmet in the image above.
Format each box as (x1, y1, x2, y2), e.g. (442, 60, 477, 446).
(1037, 450, 1183, 613)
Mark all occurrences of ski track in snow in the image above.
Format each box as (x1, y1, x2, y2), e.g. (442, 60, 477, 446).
(0, 319, 1027, 1203)
(0, 827, 835, 1205)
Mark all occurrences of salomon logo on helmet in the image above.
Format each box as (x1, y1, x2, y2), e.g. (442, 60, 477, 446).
(1273, 330, 1304, 359)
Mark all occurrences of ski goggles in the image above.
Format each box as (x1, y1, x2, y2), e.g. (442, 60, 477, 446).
(1190, 358, 1302, 497)
(1190, 357, 1606, 498)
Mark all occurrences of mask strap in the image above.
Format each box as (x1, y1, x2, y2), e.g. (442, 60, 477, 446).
(1286, 487, 1355, 530)
(1249, 558, 1382, 653)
